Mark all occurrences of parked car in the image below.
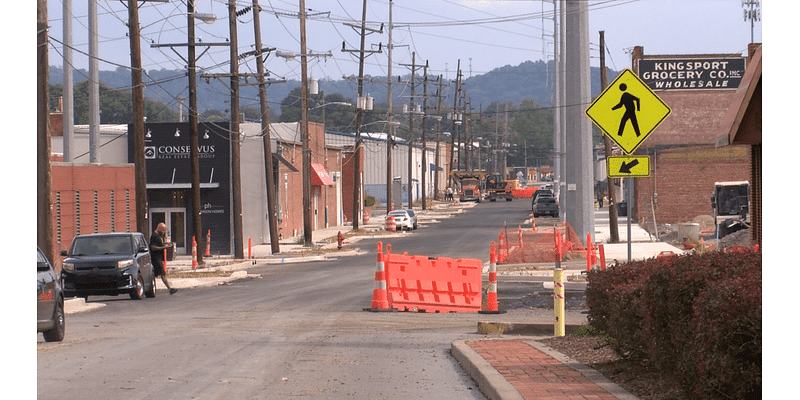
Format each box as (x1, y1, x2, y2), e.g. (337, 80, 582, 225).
(387, 209, 418, 231)
(38, 247, 65, 342)
(532, 196, 559, 218)
(60, 232, 156, 300)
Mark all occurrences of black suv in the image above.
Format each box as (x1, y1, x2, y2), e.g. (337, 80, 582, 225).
(60, 232, 156, 300)
(38, 247, 65, 342)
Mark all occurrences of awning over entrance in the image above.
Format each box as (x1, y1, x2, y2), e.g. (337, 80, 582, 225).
(310, 163, 334, 186)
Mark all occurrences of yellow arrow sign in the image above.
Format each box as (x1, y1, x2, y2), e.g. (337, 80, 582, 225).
(607, 155, 651, 178)
(586, 69, 671, 154)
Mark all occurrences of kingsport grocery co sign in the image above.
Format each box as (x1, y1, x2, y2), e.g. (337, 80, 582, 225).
(638, 57, 745, 90)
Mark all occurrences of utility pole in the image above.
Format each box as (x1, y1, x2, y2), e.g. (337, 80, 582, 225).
(89, 0, 99, 163)
(386, 0, 394, 214)
(600, 31, 620, 243)
(343, 0, 373, 229)
(150, 3, 227, 263)
(252, 0, 280, 253)
(299, 0, 313, 244)
(448, 61, 461, 188)
(564, 0, 594, 244)
(38, 0, 53, 256)
(407, 53, 416, 209)
(228, 0, 244, 258)
(63, 0, 74, 162)
(188, 0, 203, 264)
(127, 0, 147, 236)
(434, 74, 444, 200)
(421, 62, 429, 208)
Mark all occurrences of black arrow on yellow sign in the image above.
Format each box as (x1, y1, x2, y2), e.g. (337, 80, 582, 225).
(619, 159, 639, 174)
(607, 155, 650, 178)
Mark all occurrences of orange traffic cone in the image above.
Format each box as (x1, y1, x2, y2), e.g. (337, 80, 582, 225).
(192, 236, 198, 270)
(480, 242, 505, 314)
(365, 242, 392, 312)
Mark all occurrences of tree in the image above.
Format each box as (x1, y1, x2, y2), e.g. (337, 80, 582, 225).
(50, 81, 178, 124)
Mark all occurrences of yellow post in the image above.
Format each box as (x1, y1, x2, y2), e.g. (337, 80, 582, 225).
(554, 268, 565, 337)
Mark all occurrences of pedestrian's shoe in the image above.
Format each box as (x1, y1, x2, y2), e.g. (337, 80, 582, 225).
(169, 288, 178, 295)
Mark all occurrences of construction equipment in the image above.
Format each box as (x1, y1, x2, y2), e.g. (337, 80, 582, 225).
(710, 181, 750, 239)
(485, 173, 516, 202)
(452, 171, 487, 203)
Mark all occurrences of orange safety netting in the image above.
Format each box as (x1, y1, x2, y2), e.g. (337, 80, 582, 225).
(498, 221, 586, 264)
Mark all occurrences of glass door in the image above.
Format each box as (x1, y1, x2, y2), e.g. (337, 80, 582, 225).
(150, 208, 186, 253)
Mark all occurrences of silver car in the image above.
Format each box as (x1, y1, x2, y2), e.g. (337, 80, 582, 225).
(387, 209, 418, 231)
(38, 247, 65, 342)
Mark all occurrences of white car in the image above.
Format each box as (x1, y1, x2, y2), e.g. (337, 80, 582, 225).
(387, 209, 418, 231)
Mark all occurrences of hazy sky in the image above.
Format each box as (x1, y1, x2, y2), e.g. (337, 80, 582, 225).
(45, 0, 762, 83)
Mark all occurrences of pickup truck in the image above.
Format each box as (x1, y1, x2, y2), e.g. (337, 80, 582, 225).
(532, 196, 559, 218)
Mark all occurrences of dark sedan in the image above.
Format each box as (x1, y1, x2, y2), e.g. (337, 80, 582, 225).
(60, 232, 156, 300)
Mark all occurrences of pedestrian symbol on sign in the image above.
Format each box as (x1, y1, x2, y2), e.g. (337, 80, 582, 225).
(611, 83, 641, 137)
(584, 69, 671, 155)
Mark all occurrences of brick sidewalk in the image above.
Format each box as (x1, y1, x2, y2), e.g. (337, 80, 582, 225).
(466, 339, 620, 400)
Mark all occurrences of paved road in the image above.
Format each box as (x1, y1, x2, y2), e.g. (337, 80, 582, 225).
(38, 199, 576, 400)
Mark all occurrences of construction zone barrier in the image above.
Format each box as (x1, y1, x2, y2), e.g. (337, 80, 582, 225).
(380, 247, 482, 313)
(386, 215, 396, 232)
(511, 187, 537, 198)
(365, 242, 392, 312)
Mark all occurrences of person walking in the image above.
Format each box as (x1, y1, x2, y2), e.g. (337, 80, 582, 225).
(150, 223, 178, 295)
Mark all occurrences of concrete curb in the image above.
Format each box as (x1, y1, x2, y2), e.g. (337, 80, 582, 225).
(451, 340, 524, 400)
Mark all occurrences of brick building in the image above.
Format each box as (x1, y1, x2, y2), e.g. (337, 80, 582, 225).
(629, 46, 757, 231)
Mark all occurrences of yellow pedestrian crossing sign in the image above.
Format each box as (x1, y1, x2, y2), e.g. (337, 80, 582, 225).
(585, 69, 671, 155)
(607, 155, 651, 178)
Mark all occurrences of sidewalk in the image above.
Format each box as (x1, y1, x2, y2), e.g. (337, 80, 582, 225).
(455, 207, 680, 400)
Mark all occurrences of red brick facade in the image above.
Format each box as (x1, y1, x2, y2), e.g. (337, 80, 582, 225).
(49, 163, 137, 268)
(634, 144, 750, 224)
(274, 122, 344, 239)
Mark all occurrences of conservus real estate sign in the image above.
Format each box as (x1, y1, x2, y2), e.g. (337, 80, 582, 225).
(638, 57, 745, 90)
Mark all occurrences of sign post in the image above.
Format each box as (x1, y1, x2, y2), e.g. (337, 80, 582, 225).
(586, 69, 671, 261)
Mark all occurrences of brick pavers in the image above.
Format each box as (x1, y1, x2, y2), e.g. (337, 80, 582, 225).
(466, 339, 619, 400)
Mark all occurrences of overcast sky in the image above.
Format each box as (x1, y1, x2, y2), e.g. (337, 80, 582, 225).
(44, 0, 762, 83)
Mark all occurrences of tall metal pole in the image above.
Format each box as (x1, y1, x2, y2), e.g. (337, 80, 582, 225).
(421, 61, 429, 208)
(299, 0, 313, 244)
(564, 0, 594, 244)
(385, 0, 394, 214)
(88, 0, 99, 163)
(128, 0, 147, 236)
(188, 0, 203, 264)
(38, 0, 53, 257)
(351, 0, 368, 230)
(407, 52, 416, 209)
(252, 0, 280, 253)
(434, 74, 443, 200)
(449, 60, 461, 188)
(63, 0, 74, 162)
(229, 0, 244, 258)
(599, 31, 620, 243)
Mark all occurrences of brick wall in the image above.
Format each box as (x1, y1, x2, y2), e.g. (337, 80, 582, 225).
(50, 163, 136, 268)
(634, 144, 751, 224)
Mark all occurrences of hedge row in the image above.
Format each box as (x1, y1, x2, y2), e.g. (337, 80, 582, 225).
(586, 250, 761, 399)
